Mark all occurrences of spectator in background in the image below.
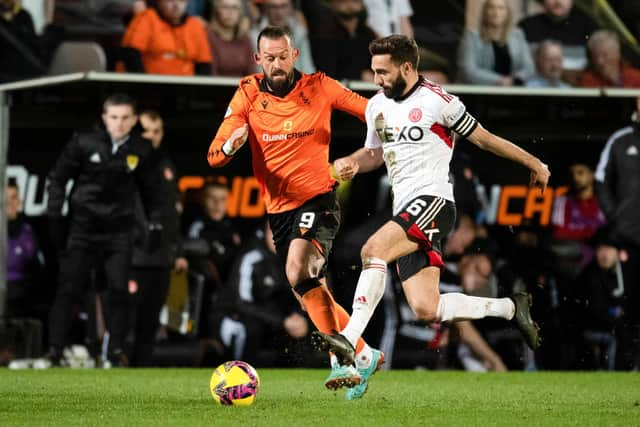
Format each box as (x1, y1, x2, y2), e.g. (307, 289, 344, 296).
(518, 0, 597, 74)
(306, 0, 376, 82)
(251, 0, 315, 74)
(207, 0, 257, 76)
(363, 0, 413, 38)
(595, 98, 640, 369)
(457, 0, 534, 86)
(187, 181, 242, 336)
(4, 179, 45, 364)
(42, 93, 162, 367)
(5, 179, 43, 319)
(466, 0, 544, 32)
(120, 0, 212, 75)
(580, 30, 640, 88)
(526, 39, 570, 88)
(549, 161, 605, 358)
(209, 221, 309, 365)
(128, 110, 189, 367)
(551, 161, 605, 269)
(0, 0, 46, 82)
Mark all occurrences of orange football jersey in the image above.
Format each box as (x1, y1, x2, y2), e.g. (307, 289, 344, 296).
(207, 72, 367, 213)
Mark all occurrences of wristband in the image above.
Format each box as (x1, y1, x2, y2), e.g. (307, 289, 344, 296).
(222, 139, 237, 156)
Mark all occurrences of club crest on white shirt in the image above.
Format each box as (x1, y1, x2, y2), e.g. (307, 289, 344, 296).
(409, 108, 422, 122)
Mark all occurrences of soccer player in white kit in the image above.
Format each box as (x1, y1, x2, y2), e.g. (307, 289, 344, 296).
(312, 35, 550, 398)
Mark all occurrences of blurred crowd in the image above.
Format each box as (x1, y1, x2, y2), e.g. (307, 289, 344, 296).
(2, 0, 640, 87)
(2, 0, 640, 372)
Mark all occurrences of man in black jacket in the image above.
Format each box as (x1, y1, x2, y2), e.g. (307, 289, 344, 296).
(595, 98, 640, 370)
(128, 110, 188, 367)
(43, 93, 161, 367)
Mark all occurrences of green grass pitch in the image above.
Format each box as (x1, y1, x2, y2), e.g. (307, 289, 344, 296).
(1, 369, 639, 426)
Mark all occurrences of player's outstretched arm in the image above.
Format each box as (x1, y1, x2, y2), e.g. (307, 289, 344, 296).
(333, 147, 383, 181)
(466, 124, 550, 193)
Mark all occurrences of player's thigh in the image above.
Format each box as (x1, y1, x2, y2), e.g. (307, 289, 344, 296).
(391, 195, 456, 255)
(270, 191, 340, 280)
(362, 220, 420, 262)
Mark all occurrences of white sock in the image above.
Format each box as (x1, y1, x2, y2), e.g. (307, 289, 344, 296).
(436, 293, 515, 322)
(341, 257, 387, 347)
(355, 343, 373, 369)
(330, 353, 339, 368)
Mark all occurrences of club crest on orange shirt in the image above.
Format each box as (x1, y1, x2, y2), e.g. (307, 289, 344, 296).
(283, 120, 293, 131)
(126, 155, 139, 171)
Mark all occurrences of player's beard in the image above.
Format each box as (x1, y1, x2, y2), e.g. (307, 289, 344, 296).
(383, 74, 408, 100)
(266, 69, 295, 97)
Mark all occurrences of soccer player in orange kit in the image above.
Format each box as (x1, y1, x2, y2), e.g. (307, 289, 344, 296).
(207, 26, 383, 400)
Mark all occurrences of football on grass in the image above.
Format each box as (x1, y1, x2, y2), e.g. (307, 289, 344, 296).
(210, 360, 260, 406)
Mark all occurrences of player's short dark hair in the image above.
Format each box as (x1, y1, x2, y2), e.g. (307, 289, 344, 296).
(103, 93, 137, 114)
(256, 26, 294, 51)
(369, 35, 419, 69)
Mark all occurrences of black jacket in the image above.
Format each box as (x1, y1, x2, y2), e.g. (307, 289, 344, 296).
(131, 148, 182, 268)
(595, 125, 640, 248)
(47, 128, 161, 235)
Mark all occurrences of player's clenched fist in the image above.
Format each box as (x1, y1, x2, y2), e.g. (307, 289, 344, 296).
(222, 124, 249, 156)
(333, 156, 359, 181)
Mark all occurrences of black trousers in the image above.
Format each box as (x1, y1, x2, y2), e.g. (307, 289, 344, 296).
(617, 245, 640, 370)
(129, 267, 171, 367)
(49, 232, 131, 353)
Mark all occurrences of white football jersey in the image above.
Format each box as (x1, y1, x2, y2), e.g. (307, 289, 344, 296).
(364, 77, 477, 214)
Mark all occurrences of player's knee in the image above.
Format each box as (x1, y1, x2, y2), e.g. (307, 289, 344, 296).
(361, 238, 383, 260)
(285, 269, 302, 288)
(286, 258, 323, 285)
(411, 299, 439, 323)
(285, 256, 301, 283)
(285, 263, 310, 288)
